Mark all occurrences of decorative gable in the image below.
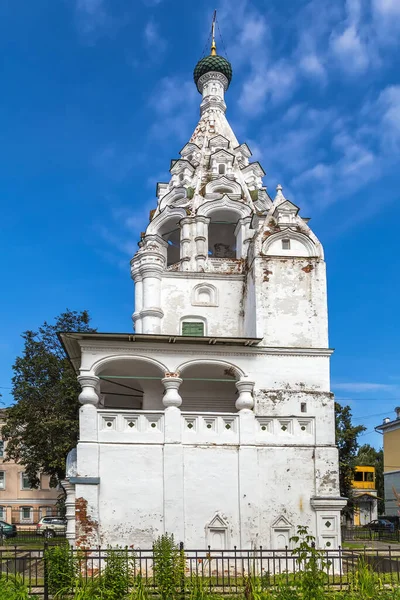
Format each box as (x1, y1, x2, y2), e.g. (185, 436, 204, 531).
(273, 200, 300, 225)
(208, 134, 230, 151)
(209, 149, 236, 177)
(271, 515, 292, 529)
(208, 514, 229, 529)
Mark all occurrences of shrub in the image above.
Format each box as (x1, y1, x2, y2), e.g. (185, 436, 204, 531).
(101, 546, 133, 600)
(45, 543, 76, 597)
(153, 533, 185, 600)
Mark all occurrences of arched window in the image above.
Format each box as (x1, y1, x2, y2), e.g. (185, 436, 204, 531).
(161, 227, 180, 266)
(208, 210, 237, 258)
(192, 284, 218, 306)
(218, 163, 226, 175)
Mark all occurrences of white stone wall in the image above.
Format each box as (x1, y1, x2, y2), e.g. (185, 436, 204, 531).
(160, 274, 244, 337)
(86, 420, 337, 548)
(253, 257, 328, 347)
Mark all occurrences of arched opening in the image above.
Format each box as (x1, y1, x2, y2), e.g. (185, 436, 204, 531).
(179, 362, 238, 412)
(96, 358, 165, 411)
(162, 227, 180, 266)
(208, 209, 239, 258)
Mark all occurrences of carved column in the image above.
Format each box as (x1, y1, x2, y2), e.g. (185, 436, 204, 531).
(235, 216, 252, 259)
(161, 374, 184, 540)
(195, 216, 210, 270)
(235, 378, 255, 411)
(62, 480, 76, 545)
(180, 217, 194, 271)
(132, 275, 143, 333)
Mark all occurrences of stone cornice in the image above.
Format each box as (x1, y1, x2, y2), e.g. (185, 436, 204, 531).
(79, 341, 333, 358)
(162, 271, 245, 281)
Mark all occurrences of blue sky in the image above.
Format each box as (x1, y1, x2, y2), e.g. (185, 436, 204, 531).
(1, 0, 399, 448)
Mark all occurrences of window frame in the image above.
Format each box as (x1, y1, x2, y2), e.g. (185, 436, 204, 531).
(0, 471, 5, 490)
(282, 239, 291, 250)
(182, 321, 205, 337)
(0, 440, 4, 458)
(20, 506, 33, 522)
(21, 473, 32, 491)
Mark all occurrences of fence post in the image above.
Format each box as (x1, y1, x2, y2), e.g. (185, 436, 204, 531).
(179, 541, 185, 600)
(43, 539, 49, 600)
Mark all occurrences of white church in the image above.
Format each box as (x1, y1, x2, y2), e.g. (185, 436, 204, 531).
(61, 26, 346, 550)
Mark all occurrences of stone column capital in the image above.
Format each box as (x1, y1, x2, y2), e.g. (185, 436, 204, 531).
(77, 375, 100, 406)
(162, 376, 183, 409)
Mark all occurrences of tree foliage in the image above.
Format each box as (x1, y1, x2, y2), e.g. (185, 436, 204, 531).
(356, 443, 384, 514)
(2, 309, 96, 488)
(335, 402, 366, 515)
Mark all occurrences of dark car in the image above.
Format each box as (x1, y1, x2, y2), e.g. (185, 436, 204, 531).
(364, 519, 395, 533)
(0, 520, 17, 539)
(381, 515, 400, 530)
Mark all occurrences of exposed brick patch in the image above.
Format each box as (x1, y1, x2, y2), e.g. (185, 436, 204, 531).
(302, 264, 314, 273)
(75, 497, 98, 548)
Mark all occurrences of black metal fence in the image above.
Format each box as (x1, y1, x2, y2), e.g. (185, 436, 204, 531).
(341, 526, 400, 543)
(1, 545, 400, 598)
(9, 507, 61, 526)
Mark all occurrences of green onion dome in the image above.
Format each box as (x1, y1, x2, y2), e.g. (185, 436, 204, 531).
(193, 54, 233, 93)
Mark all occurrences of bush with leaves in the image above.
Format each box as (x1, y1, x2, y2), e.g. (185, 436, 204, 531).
(46, 543, 76, 597)
(153, 533, 185, 600)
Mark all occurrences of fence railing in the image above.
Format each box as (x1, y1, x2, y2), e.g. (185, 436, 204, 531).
(0, 544, 400, 598)
(341, 526, 400, 543)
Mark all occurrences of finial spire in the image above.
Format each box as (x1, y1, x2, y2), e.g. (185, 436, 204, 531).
(211, 10, 217, 56)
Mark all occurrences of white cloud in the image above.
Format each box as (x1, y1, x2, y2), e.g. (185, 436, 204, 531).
(299, 54, 326, 81)
(376, 85, 400, 152)
(238, 60, 296, 115)
(144, 20, 167, 54)
(330, 24, 370, 73)
(148, 76, 197, 141)
(75, 0, 109, 37)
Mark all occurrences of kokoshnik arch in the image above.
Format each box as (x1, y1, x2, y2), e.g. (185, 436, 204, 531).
(60, 18, 346, 549)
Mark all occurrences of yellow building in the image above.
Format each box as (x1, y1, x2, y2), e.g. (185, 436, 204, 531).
(0, 410, 60, 527)
(351, 466, 378, 526)
(376, 408, 400, 516)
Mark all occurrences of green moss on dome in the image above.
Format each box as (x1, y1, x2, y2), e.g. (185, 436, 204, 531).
(193, 55, 232, 92)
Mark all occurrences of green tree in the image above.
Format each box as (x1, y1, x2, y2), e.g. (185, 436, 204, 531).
(335, 402, 366, 516)
(2, 309, 96, 489)
(356, 444, 384, 515)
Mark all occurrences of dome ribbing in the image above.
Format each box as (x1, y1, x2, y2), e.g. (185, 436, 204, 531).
(193, 55, 232, 93)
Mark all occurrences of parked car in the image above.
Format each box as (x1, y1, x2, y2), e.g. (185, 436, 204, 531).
(0, 520, 17, 539)
(36, 517, 67, 538)
(381, 515, 400, 530)
(363, 519, 395, 532)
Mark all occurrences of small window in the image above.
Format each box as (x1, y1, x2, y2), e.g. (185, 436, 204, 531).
(365, 472, 374, 482)
(21, 473, 31, 490)
(0, 507, 4, 519)
(282, 239, 291, 250)
(218, 163, 225, 175)
(21, 507, 32, 522)
(0, 441, 4, 458)
(354, 472, 363, 482)
(300, 402, 307, 413)
(182, 322, 204, 337)
(0, 472, 5, 490)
